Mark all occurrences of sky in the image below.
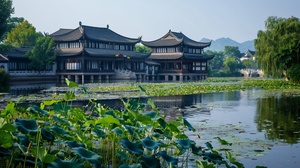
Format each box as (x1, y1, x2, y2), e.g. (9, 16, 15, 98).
(11, 0, 300, 43)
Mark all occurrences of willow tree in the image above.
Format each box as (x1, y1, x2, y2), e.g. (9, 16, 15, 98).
(255, 16, 300, 81)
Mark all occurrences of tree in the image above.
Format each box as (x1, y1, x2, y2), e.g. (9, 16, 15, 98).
(25, 35, 57, 70)
(206, 50, 224, 70)
(1, 17, 24, 41)
(224, 46, 242, 58)
(0, 0, 14, 40)
(135, 44, 151, 53)
(241, 59, 257, 69)
(6, 20, 41, 47)
(255, 16, 300, 81)
(223, 56, 239, 75)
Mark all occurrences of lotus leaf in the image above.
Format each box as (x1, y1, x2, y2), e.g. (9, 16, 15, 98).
(71, 147, 101, 166)
(142, 137, 161, 151)
(112, 127, 123, 137)
(50, 126, 71, 139)
(96, 115, 120, 125)
(41, 128, 55, 142)
(203, 152, 223, 164)
(177, 139, 191, 150)
(140, 155, 161, 168)
(104, 110, 117, 118)
(190, 141, 203, 155)
(121, 138, 144, 156)
(27, 105, 49, 116)
(66, 141, 85, 148)
(65, 78, 78, 88)
(48, 158, 84, 168)
(143, 111, 161, 120)
(119, 163, 143, 168)
(92, 127, 106, 138)
(183, 118, 195, 131)
(15, 118, 38, 135)
(0, 130, 14, 148)
(157, 151, 178, 166)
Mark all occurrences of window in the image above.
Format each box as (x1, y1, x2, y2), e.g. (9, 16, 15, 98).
(167, 47, 175, 53)
(66, 62, 81, 70)
(106, 44, 113, 49)
(69, 42, 80, 48)
(120, 45, 125, 50)
(114, 44, 119, 50)
(59, 43, 68, 48)
(99, 43, 105, 49)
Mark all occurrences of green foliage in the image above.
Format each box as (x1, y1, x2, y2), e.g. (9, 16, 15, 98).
(206, 50, 224, 70)
(0, 68, 10, 92)
(223, 56, 239, 75)
(25, 35, 56, 70)
(286, 64, 300, 83)
(135, 44, 151, 53)
(224, 46, 242, 58)
(0, 0, 14, 40)
(255, 16, 300, 81)
(1, 17, 24, 41)
(241, 59, 257, 69)
(6, 20, 41, 47)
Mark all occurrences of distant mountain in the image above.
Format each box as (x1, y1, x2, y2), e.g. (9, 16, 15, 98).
(200, 37, 255, 53)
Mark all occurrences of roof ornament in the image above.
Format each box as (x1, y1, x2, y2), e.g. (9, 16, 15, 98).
(79, 21, 82, 26)
(107, 24, 109, 29)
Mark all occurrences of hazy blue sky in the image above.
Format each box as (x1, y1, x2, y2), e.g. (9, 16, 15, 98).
(12, 0, 300, 43)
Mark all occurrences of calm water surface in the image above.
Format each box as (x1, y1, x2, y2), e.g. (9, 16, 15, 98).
(154, 89, 300, 168)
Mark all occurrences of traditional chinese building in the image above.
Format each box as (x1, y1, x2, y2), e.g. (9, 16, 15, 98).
(0, 47, 56, 81)
(50, 22, 150, 84)
(142, 30, 214, 81)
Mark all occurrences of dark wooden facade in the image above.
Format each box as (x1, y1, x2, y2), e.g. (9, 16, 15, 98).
(142, 30, 214, 81)
(50, 22, 150, 84)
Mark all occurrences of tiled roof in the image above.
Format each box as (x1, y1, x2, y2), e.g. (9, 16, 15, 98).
(51, 23, 141, 44)
(83, 26, 141, 44)
(149, 53, 183, 60)
(50, 28, 83, 42)
(145, 60, 160, 65)
(0, 47, 30, 59)
(142, 30, 211, 48)
(84, 48, 150, 59)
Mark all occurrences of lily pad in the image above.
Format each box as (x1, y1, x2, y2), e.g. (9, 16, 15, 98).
(15, 118, 38, 135)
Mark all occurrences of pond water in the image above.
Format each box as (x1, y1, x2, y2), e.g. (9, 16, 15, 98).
(1, 83, 300, 167)
(150, 89, 300, 168)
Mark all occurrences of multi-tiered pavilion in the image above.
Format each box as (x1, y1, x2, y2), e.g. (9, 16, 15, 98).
(50, 22, 150, 84)
(142, 30, 214, 81)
